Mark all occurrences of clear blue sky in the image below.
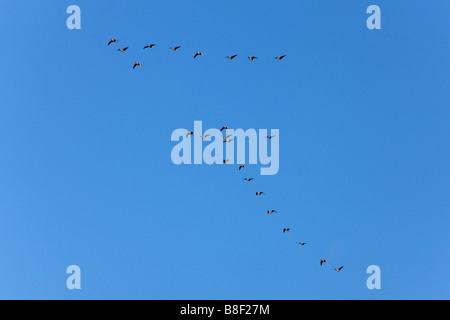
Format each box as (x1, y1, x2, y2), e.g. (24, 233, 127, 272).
(0, 1, 449, 300)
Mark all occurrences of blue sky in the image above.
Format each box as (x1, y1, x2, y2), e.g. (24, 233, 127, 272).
(0, 1, 449, 299)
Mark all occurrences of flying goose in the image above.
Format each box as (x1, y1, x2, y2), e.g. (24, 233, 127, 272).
(144, 44, 156, 49)
(118, 47, 129, 53)
(108, 39, 118, 46)
(194, 52, 205, 59)
(133, 62, 142, 69)
(334, 266, 344, 272)
(275, 55, 287, 60)
(222, 135, 232, 141)
(248, 56, 258, 61)
(226, 55, 238, 60)
(170, 46, 181, 51)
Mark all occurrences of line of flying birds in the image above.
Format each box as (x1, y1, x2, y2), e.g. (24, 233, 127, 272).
(239, 156, 344, 273)
(187, 125, 345, 273)
(107, 38, 287, 69)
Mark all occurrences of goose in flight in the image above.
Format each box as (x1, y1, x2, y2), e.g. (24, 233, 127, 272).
(186, 131, 194, 138)
(239, 165, 247, 170)
(226, 55, 238, 60)
(248, 56, 258, 61)
(334, 266, 344, 272)
(267, 210, 277, 214)
(267, 135, 277, 139)
(144, 44, 156, 49)
(118, 47, 129, 53)
(200, 134, 211, 140)
(170, 46, 181, 51)
(223, 159, 230, 164)
(133, 62, 142, 69)
(108, 39, 118, 46)
(298, 243, 307, 246)
(222, 135, 232, 141)
(275, 55, 287, 60)
(243, 178, 254, 182)
(256, 192, 265, 196)
(320, 259, 329, 266)
(194, 52, 205, 59)
(220, 126, 230, 131)
(283, 228, 291, 233)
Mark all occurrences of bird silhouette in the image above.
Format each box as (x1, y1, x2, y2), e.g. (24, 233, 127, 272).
(283, 228, 290, 233)
(334, 266, 344, 272)
(133, 62, 142, 69)
(144, 44, 156, 49)
(248, 56, 258, 61)
(186, 131, 194, 138)
(170, 46, 181, 51)
(267, 210, 277, 214)
(275, 55, 287, 60)
(256, 192, 265, 196)
(194, 52, 205, 59)
(222, 135, 232, 141)
(320, 259, 329, 266)
(226, 55, 238, 60)
(298, 243, 307, 246)
(239, 165, 247, 170)
(243, 178, 254, 182)
(108, 39, 118, 46)
(220, 126, 230, 131)
(118, 47, 129, 53)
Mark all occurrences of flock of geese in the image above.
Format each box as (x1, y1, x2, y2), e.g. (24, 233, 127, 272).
(235, 144, 345, 273)
(107, 38, 287, 68)
(107, 37, 344, 273)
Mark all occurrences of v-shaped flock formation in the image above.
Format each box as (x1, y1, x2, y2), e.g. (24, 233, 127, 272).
(108, 36, 345, 274)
